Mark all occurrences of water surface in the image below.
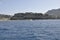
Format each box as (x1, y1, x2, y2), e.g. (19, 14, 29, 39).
(0, 20, 60, 40)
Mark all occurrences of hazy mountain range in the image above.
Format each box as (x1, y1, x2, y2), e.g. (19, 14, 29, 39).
(0, 8, 60, 20)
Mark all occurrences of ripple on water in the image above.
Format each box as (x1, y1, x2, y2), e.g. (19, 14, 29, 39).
(0, 20, 60, 40)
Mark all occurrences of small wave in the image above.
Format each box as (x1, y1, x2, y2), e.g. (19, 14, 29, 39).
(0, 28, 8, 30)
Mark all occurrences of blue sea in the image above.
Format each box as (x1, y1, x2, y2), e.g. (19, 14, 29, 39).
(0, 20, 60, 40)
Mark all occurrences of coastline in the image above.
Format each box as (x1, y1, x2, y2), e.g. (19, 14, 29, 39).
(0, 19, 60, 21)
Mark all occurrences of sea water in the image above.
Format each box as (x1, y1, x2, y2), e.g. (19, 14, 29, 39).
(0, 20, 60, 40)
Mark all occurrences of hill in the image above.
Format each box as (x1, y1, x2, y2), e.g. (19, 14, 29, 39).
(10, 12, 49, 20)
(45, 8, 60, 18)
(0, 14, 11, 20)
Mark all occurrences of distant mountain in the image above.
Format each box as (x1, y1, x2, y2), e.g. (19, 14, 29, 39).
(0, 14, 11, 20)
(10, 8, 60, 20)
(45, 8, 60, 18)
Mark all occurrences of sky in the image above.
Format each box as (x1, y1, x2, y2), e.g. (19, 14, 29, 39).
(0, 0, 60, 15)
